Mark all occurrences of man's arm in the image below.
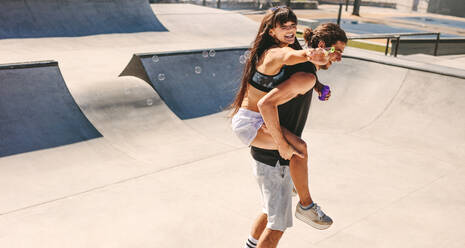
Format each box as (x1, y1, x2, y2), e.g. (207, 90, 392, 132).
(257, 72, 316, 149)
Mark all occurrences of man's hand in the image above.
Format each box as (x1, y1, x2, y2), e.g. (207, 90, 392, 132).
(316, 87, 331, 101)
(319, 89, 331, 101)
(278, 142, 304, 160)
(314, 82, 331, 101)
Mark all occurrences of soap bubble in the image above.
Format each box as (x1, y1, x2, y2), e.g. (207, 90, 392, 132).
(195, 66, 202, 74)
(239, 55, 246, 64)
(152, 55, 159, 62)
(244, 50, 251, 59)
(202, 51, 209, 58)
(158, 73, 166, 81)
(146, 99, 153, 106)
(209, 49, 216, 57)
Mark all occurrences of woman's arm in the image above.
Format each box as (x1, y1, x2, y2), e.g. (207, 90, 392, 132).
(269, 47, 330, 67)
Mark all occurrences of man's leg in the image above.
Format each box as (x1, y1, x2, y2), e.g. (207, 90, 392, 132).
(246, 214, 285, 248)
(251, 213, 268, 240)
(246, 159, 293, 248)
(244, 213, 267, 248)
(258, 229, 284, 248)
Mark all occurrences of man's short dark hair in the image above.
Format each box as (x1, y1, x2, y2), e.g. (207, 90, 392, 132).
(303, 23, 348, 48)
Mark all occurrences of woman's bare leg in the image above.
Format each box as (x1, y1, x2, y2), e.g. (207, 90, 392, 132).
(249, 126, 279, 150)
(251, 126, 313, 206)
(282, 128, 313, 206)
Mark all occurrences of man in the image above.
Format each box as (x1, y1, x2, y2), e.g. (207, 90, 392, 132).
(244, 23, 347, 248)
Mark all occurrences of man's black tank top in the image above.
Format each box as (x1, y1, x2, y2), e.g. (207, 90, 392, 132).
(250, 61, 317, 166)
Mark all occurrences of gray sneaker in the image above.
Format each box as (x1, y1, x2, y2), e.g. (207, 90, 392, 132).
(295, 203, 333, 230)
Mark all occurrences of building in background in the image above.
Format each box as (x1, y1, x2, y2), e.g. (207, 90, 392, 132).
(427, 0, 465, 18)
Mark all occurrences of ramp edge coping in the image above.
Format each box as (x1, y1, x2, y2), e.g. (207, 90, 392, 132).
(135, 46, 250, 58)
(343, 54, 465, 79)
(0, 61, 58, 70)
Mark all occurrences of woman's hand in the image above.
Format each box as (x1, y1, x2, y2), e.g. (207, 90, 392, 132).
(278, 141, 304, 160)
(306, 48, 330, 65)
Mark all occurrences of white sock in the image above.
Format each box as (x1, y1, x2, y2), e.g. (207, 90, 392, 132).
(244, 235, 258, 248)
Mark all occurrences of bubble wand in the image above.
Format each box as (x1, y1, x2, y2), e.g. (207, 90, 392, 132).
(323, 46, 336, 56)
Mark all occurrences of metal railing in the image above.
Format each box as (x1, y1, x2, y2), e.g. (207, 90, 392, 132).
(348, 32, 441, 57)
(331, 3, 441, 57)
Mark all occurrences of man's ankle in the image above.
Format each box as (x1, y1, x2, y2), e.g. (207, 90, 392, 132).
(244, 235, 259, 248)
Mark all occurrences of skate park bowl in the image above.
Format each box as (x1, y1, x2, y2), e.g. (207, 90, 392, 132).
(1, 2, 465, 247)
(0, 0, 167, 39)
(1, 46, 463, 247)
(120, 47, 248, 119)
(0, 61, 102, 158)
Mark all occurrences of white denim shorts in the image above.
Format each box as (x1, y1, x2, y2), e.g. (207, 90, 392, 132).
(252, 159, 293, 231)
(231, 108, 264, 146)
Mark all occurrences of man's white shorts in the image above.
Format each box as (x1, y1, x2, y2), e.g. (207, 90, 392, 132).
(252, 159, 293, 232)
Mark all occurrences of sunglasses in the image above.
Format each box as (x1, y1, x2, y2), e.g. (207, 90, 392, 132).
(269, 5, 287, 12)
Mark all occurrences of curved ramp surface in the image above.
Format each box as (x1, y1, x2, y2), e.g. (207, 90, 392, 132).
(0, 61, 102, 158)
(309, 54, 465, 163)
(151, 4, 258, 41)
(0, 0, 167, 39)
(120, 47, 248, 119)
(0, 46, 464, 247)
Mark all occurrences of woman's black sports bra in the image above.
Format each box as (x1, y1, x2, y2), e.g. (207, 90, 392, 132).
(249, 66, 288, 92)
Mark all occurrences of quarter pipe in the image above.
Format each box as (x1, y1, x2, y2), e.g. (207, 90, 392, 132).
(0, 0, 167, 39)
(120, 47, 248, 119)
(0, 61, 102, 157)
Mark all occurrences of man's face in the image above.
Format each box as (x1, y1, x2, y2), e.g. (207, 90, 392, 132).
(319, 41, 346, 70)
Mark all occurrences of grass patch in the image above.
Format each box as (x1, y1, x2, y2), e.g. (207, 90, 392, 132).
(347, 40, 390, 54)
(297, 30, 389, 53)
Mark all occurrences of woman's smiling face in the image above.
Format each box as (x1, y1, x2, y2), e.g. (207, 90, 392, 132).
(269, 21, 297, 46)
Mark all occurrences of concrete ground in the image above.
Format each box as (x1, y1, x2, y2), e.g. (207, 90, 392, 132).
(0, 3, 464, 248)
(241, 4, 465, 43)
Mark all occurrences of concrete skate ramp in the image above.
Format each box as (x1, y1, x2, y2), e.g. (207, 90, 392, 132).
(307, 53, 465, 163)
(0, 61, 102, 158)
(120, 47, 248, 119)
(151, 4, 257, 41)
(1, 46, 465, 247)
(0, 0, 167, 39)
(175, 48, 465, 164)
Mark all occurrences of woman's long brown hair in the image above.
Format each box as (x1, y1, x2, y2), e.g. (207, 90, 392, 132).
(229, 6, 302, 116)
